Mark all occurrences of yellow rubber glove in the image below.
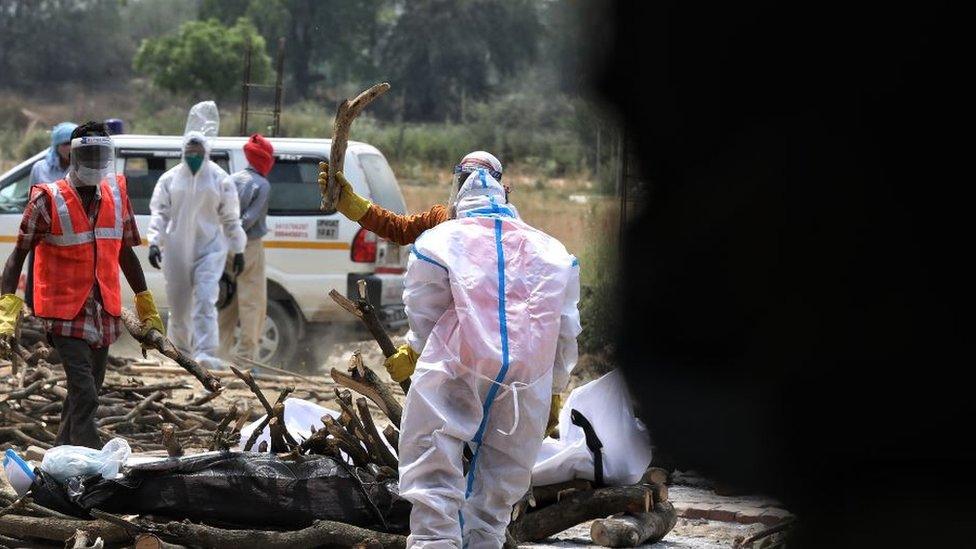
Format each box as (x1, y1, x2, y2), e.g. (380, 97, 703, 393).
(0, 293, 24, 339)
(384, 343, 419, 383)
(545, 393, 563, 438)
(318, 161, 371, 221)
(134, 290, 165, 335)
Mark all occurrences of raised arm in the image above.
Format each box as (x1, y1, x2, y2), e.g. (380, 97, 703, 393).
(318, 161, 449, 245)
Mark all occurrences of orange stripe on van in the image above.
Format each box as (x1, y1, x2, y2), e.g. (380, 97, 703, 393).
(9, 236, 349, 251)
(264, 241, 350, 250)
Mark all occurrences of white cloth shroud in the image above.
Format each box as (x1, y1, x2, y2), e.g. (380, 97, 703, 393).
(531, 369, 653, 487)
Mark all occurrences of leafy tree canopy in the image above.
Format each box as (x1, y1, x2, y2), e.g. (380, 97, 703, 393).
(133, 17, 271, 101)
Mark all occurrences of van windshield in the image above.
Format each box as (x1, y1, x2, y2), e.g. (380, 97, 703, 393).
(360, 154, 406, 214)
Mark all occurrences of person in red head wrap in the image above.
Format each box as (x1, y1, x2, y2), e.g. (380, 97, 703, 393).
(219, 134, 274, 360)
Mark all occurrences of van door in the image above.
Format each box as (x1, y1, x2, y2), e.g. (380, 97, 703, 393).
(0, 156, 42, 296)
(117, 148, 231, 310)
(263, 153, 366, 322)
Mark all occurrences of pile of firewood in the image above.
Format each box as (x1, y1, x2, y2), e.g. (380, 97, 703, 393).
(1, 307, 676, 547)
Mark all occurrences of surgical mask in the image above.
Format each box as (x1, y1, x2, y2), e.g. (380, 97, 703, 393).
(185, 154, 204, 174)
(74, 166, 102, 186)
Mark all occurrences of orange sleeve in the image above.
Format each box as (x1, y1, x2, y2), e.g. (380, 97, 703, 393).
(358, 203, 450, 246)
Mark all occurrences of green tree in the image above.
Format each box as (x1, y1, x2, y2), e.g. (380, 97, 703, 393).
(201, 0, 392, 99)
(379, 0, 543, 121)
(0, 0, 130, 91)
(133, 17, 271, 101)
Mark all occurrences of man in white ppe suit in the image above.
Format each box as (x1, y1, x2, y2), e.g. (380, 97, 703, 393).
(397, 166, 582, 548)
(147, 102, 246, 370)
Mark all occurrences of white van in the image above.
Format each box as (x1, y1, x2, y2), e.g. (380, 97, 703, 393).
(0, 135, 408, 366)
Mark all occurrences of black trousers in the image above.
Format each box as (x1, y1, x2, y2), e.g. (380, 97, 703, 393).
(49, 334, 108, 449)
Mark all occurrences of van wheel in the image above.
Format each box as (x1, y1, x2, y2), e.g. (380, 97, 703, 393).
(258, 300, 299, 367)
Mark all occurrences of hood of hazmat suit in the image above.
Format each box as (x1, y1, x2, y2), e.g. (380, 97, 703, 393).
(396, 168, 582, 547)
(28, 122, 77, 187)
(146, 101, 246, 370)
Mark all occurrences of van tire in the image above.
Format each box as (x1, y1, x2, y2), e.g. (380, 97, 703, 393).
(263, 300, 299, 367)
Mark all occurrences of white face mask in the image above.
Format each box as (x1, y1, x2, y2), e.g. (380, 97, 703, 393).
(74, 166, 102, 186)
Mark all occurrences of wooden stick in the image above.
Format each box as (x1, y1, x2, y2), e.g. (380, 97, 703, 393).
(229, 365, 274, 414)
(120, 308, 221, 393)
(382, 424, 400, 452)
(331, 352, 402, 427)
(356, 397, 398, 469)
(328, 289, 410, 394)
(322, 416, 370, 466)
(321, 82, 391, 211)
(234, 356, 317, 383)
(160, 423, 183, 458)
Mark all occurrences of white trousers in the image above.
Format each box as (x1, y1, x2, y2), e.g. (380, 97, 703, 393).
(164, 248, 225, 370)
(398, 365, 551, 549)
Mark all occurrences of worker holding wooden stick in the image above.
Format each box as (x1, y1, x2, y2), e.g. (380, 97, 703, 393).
(383, 165, 581, 548)
(0, 121, 163, 448)
(320, 152, 569, 435)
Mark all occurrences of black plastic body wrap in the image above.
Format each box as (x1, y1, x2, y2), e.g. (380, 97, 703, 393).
(30, 452, 410, 533)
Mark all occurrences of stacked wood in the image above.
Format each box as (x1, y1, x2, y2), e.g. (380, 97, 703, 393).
(0, 296, 680, 547)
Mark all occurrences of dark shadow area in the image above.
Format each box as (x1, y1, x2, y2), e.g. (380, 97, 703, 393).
(591, 2, 969, 546)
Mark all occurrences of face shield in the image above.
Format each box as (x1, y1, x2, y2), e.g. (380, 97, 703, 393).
(447, 169, 476, 218)
(69, 136, 116, 187)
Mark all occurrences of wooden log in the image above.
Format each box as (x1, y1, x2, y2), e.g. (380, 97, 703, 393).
(331, 352, 402, 427)
(356, 397, 399, 468)
(642, 466, 669, 486)
(590, 503, 678, 547)
(531, 479, 593, 507)
(142, 517, 405, 549)
(134, 533, 188, 549)
(120, 308, 221, 393)
(68, 528, 105, 548)
(321, 83, 391, 211)
(0, 515, 129, 544)
(508, 485, 653, 543)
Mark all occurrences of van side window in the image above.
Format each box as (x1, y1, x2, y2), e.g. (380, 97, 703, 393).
(120, 150, 230, 215)
(0, 164, 34, 213)
(267, 156, 325, 215)
(359, 154, 406, 214)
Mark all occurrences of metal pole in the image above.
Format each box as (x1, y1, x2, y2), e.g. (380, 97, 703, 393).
(239, 41, 252, 136)
(272, 37, 286, 137)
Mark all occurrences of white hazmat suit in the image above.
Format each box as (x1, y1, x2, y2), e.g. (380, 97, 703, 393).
(398, 168, 581, 548)
(147, 102, 246, 370)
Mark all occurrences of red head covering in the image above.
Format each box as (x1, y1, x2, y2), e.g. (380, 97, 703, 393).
(243, 133, 274, 176)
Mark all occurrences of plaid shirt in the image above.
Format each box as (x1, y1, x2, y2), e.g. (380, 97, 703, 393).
(18, 182, 141, 348)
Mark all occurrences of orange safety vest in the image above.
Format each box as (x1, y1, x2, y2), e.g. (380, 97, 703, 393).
(33, 176, 128, 320)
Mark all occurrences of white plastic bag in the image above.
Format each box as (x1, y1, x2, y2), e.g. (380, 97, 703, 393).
(238, 398, 341, 451)
(532, 370, 652, 486)
(40, 438, 131, 482)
